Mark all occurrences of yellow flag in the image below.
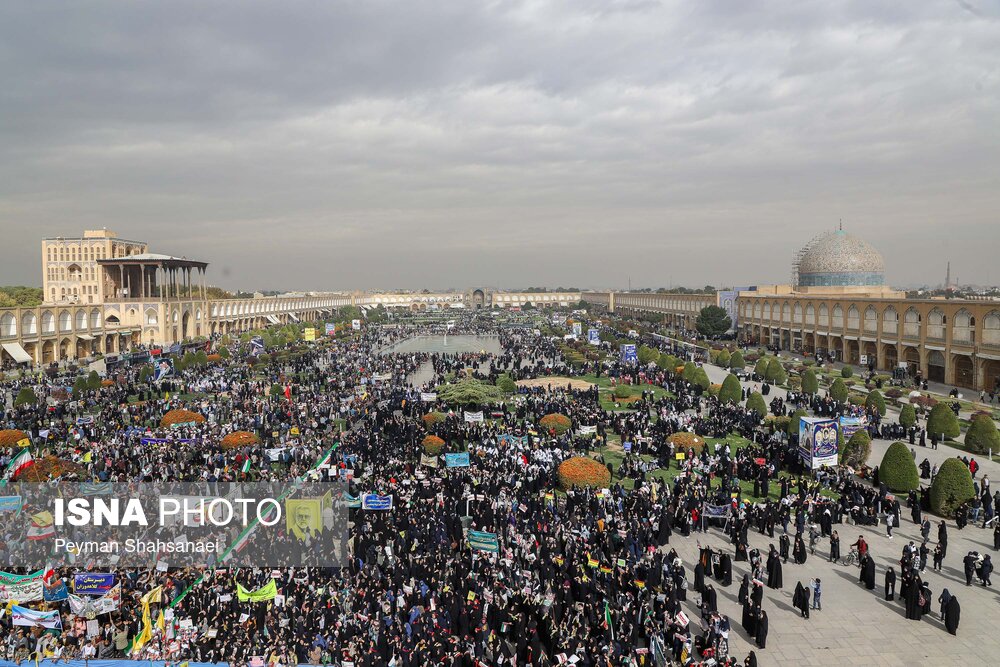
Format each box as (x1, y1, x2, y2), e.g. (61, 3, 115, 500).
(82, 451, 93, 463)
(156, 610, 165, 633)
(141, 585, 163, 605)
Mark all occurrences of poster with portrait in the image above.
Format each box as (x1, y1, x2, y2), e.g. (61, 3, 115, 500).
(799, 418, 839, 470)
(285, 498, 324, 541)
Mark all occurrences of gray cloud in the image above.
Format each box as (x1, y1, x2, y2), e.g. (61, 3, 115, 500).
(1, 0, 998, 291)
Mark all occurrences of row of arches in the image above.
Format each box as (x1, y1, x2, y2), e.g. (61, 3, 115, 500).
(0, 308, 105, 337)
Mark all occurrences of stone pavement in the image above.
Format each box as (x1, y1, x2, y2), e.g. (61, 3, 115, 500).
(665, 504, 1000, 666)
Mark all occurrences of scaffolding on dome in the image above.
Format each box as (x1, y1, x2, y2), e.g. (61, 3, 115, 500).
(791, 232, 826, 287)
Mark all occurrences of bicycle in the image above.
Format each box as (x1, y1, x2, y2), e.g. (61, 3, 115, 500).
(843, 548, 860, 567)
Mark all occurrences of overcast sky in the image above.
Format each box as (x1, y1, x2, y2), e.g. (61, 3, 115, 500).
(1, 1, 998, 292)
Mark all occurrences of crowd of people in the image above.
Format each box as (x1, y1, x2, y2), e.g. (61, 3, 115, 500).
(0, 312, 997, 666)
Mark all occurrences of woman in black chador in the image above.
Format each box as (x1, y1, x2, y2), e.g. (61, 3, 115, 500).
(944, 595, 961, 635)
(885, 567, 896, 601)
(766, 545, 783, 589)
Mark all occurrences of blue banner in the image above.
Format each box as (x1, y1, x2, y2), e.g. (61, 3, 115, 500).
(140, 437, 195, 446)
(468, 529, 500, 553)
(362, 494, 393, 511)
(620, 344, 637, 364)
(588, 328, 600, 345)
(445, 453, 471, 468)
(0, 496, 22, 512)
(44, 581, 69, 602)
(73, 573, 116, 595)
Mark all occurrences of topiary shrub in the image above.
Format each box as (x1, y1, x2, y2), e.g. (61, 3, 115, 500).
(729, 350, 745, 371)
(14, 387, 37, 407)
(829, 378, 848, 405)
(801, 369, 819, 395)
(683, 362, 699, 383)
(754, 358, 769, 379)
(613, 385, 632, 400)
(539, 413, 572, 435)
(718, 374, 742, 405)
(927, 402, 961, 441)
(865, 390, 886, 416)
(558, 456, 612, 490)
(160, 409, 206, 428)
(219, 348, 231, 359)
(422, 435, 445, 455)
(964, 415, 1000, 455)
(765, 358, 787, 385)
(899, 403, 916, 429)
(496, 374, 517, 394)
(788, 409, 807, 436)
(692, 367, 712, 391)
(878, 441, 920, 492)
(221, 431, 259, 449)
(840, 430, 872, 467)
(716, 349, 731, 368)
(841, 366, 853, 378)
(930, 458, 976, 516)
(659, 353, 681, 372)
(72, 376, 88, 398)
(746, 391, 767, 418)
(86, 370, 102, 391)
(270, 383, 284, 396)
(668, 432, 705, 454)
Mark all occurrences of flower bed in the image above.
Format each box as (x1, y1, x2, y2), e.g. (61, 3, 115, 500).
(16, 456, 83, 482)
(539, 413, 572, 435)
(160, 409, 206, 428)
(667, 432, 705, 453)
(207, 354, 222, 363)
(422, 412, 447, 426)
(221, 431, 259, 449)
(558, 456, 612, 490)
(0, 429, 30, 449)
(422, 435, 445, 455)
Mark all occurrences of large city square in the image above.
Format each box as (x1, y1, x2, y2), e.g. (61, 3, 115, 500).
(2, 3, 999, 666)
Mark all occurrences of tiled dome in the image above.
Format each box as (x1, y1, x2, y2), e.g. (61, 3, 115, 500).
(797, 230, 885, 287)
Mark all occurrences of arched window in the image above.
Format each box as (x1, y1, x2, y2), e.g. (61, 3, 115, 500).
(847, 305, 860, 330)
(805, 304, 815, 325)
(75, 310, 87, 330)
(882, 307, 898, 335)
(952, 309, 973, 343)
(863, 306, 877, 332)
(782, 303, 791, 322)
(0, 312, 16, 337)
(59, 310, 72, 332)
(832, 305, 844, 329)
(818, 304, 829, 328)
(41, 311, 55, 334)
(984, 311, 1000, 345)
(793, 303, 803, 324)
(927, 308, 946, 339)
(22, 312, 37, 335)
(904, 308, 921, 337)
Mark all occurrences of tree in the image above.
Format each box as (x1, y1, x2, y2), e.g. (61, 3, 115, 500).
(801, 369, 819, 395)
(692, 368, 711, 391)
(764, 358, 787, 385)
(927, 402, 961, 441)
(729, 350, 745, 371)
(718, 374, 742, 405)
(878, 442, 920, 492)
(14, 387, 37, 407)
(682, 362, 698, 383)
(930, 458, 976, 516)
(865, 389, 886, 417)
(86, 370, 102, 391)
(659, 353, 681, 372)
(496, 374, 517, 394)
(219, 347, 231, 359)
(829, 378, 848, 405)
(746, 391, 767, 418)
(788, 408, 807, 436)
(899, 403, 916, 429)
(965, 414, 1000, 455)
(841, 365, 854, 378)
(754, 358, 769, 379)
(716, 349, 731, 368)
(695, 305, 732, 337)
(436, 377, 505, 405)
(840, 430, 872, 467)
(637, 345, 659, 365)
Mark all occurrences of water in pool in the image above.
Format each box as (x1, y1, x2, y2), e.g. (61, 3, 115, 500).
(381, 335, 502, 355)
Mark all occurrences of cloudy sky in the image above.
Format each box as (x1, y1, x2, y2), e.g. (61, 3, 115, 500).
(1, 1, 997, 292)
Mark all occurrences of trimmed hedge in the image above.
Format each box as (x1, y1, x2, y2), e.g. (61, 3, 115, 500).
(899, 403, 916, 429)
(964, 415, 1000, 455)
(729, 350, 745, 371)
(746, 391, 767, 418)
(801, 369, 819, 395)
(927, 402, 961, 440)
(865, 390, 886, 416)
(840, 430, 872, 467)
(829, 378, 848, 405)
(718, 374, 742, 405)
(878, 441, 920, 492)
(764, 358, 787, 385)
(788, 409, 807, 436)
(930, 458, 975, 516)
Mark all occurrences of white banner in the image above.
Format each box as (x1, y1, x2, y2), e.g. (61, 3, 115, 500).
(265, 447, 288, 462)
(0, 580, 43, 603)
(12, 605, 62, 629)
(577, 425, 597, 435)
(69, 584, 121, 618)
(420, 392, 438, 402)
(464, 411, 484, 423)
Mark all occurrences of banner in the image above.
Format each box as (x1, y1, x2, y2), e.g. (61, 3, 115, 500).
(588, 329, 600, 345)
(0, 496, 21, 512)
(703, 504, 731, 519)
(839, 416, 868, 442)
(620, 344, 638, 364)
(498, 433, 528, 447)
(464, 411, 484, 423)
(79, 482, 113, 496)
(468, 530, 499, 553)
(265, 447, 288, 462)
(11, 605, 62, 630)
(236, 579, 277, 603)
(0, 570, 44, 603)
(285, 499, 324, 541)
(152, 358, 175, 383)
(420, 392, 438, 402)
(68, 584, 121, 618)
(351, 319, 361, 330)
(362, 494, 393, 511)
(444, 453, 470, 468)
(303, 328, 316, 342)
(325, 323, 336, 336)
(572, 322, 582, 337)
(799, 418, 839, 470)
(420, 453, 439, 468)
(74, 573, 116, 595)
(44, 581, 70, 602)
(344, 492, 362, 509)
(577, 425, 597, 435)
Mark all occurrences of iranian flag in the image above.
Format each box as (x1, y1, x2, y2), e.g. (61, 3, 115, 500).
(2, 448, 34, 482)
(241, 458, 252, 474)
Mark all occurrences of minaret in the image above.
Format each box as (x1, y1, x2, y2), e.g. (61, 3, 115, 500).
(945, 261, 951, 290)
